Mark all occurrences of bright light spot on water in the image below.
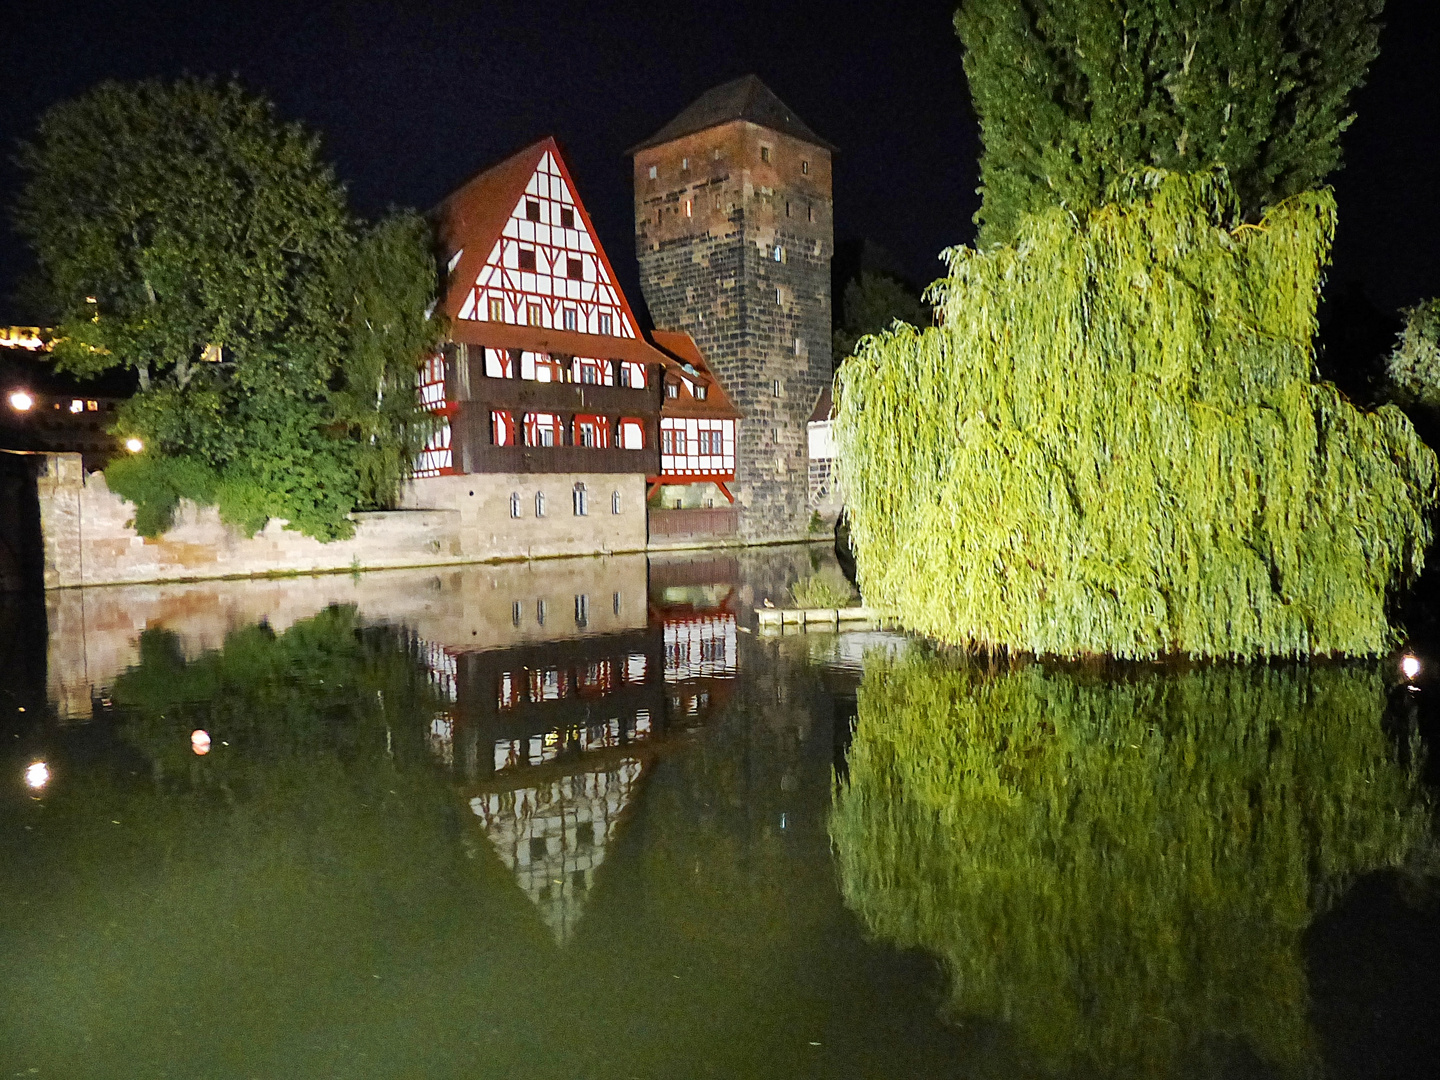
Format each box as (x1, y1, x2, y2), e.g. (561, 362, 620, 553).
(1401, 654, 1422, 680)
(24, 761, 50, 790)
(191, 729, 211, 755)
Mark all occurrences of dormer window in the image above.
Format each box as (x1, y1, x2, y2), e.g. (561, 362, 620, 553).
(525, 200, 541, 222)
(694, 383, 708, 400)
(666, 381, 679, 399)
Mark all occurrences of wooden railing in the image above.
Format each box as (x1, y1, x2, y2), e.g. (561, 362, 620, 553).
(648, 506, 740, 540)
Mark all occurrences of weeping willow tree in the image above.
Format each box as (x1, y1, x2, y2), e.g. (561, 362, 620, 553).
(830, 650, 1430, 1078)
(834, 171, 1437, 658)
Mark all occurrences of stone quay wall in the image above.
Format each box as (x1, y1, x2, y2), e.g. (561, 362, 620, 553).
(36, 454, 656, 589)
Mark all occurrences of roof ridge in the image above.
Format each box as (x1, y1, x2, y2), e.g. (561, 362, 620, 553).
(629, 75, 835, 154)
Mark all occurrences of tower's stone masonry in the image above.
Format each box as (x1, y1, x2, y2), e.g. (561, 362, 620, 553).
(634, 95, 833, 543)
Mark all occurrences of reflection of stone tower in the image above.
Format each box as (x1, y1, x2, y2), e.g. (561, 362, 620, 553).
(632, 76, 834, 542)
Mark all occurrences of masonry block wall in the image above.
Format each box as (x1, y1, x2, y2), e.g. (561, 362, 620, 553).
(635, 122, 833, 542)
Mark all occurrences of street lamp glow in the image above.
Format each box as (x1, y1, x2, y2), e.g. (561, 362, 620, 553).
(24, 761, 50, 791)
(1401, 654, 1422, 680)
(124, 437, 144, 453)
(191, 729, 211, 756)
(8, 390, 34, 412)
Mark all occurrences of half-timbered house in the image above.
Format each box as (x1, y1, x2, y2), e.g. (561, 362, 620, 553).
(403, 137, 676, 559)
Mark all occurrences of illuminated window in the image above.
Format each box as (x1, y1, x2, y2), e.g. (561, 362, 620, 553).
(611, 491, 621, 515)
(489, 297, 505, 322)
(69, 399, 83, 414)
(685, 199, 693, 218)
(598, 313, 613, 335)
(518, 248, 536, 272)
(573, 483, 588, 515)
(560, 207, 575, 228)
(527, 303, 542, 327)
(564, 308, 578, 332)
(567, 257, 582, 280)
(509, 492, 521, 518)
(525, 199, 540, 222)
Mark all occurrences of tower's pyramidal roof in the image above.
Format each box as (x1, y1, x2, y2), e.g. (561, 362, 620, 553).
(630, 74, 835, 153)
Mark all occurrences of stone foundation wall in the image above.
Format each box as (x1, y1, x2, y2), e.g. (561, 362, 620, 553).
(37, 454, 653, 588)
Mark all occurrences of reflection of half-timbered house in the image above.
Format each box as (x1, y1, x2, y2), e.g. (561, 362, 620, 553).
(402, 137, 676, 560)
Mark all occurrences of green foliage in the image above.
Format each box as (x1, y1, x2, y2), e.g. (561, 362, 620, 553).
(832, 271, 931, 363)
(1385, 298, 1440, 408)
(103, 453, 218, 537)
(956, 0, 1386, 246)
(789, 572, 857, 608)
(13, 78, 441, 539)
(831, 648, 1429, 1077)
(834, 170, 1437, 658)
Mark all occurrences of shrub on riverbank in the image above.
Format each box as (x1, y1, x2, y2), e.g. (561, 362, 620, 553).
(834, 170, 1437, 658)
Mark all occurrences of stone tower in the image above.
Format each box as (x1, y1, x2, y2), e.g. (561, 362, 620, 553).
(632, 76, 834, 542)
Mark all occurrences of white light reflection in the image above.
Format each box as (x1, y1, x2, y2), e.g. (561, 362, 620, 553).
(1401, 654, 1422, 681)
(191, 729, 211, 755)
(24, 761, 50, 790)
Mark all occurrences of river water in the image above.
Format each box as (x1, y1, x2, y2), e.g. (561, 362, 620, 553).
(2, 546, 1438, 1079)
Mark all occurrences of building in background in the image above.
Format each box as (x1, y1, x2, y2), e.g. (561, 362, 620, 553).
(632, 75, 834, 544)
(407, 137, 673, 560)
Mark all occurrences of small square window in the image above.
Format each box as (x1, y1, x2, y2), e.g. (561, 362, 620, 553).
(560, 207, 575, 228)
(648, 164, 658, 179)
(563, 308, 578, 332)
(760, 145, 771, 163)
(528, 303, 542, 327)
(525, 199, 540, 222)
(567, 256, 583, 280)
(518, 248, 536, 272)
(488, 297, 505, 322)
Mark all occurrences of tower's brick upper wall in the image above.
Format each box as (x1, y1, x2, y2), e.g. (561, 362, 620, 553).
(635, 120, 833, 542)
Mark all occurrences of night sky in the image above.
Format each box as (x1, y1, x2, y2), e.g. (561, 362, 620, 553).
(3, 0, 1437, 331)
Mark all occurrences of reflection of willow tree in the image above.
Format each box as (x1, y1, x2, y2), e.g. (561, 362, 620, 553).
(830, 652, 1430, 1078)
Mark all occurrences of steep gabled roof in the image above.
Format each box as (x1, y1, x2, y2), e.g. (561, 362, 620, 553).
(650, 331, 743, 421)
(809, 384, 833, 424)
(433, 136, 670, 366)
(630, 75, 835, 154)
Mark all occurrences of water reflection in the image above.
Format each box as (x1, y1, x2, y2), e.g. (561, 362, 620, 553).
(831, 650, 1432, 1078)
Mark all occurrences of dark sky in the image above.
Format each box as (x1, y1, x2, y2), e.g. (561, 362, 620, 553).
(3, 0, 1437, 326)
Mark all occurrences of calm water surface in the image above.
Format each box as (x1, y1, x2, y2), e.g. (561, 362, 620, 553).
(2, 546, 1439, 1079)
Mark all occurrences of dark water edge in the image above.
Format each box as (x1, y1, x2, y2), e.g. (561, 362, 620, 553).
(0, 547, 1438, 1079)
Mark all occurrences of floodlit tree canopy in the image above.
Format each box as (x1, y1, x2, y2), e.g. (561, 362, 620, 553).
(13, 77, 442, 539)
(835, 170, 1436, 659)
(956, 0, 1386, 246)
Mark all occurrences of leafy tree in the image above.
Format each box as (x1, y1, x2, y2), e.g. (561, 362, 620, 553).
(834, 171, 1436, 658)
(13, 77, 441, 538)
(956, 0, 1387, 246)
(1385, 298, 1440, 409)
(832, 271, 930, 364)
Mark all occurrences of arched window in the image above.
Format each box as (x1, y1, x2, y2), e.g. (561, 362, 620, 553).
(573, 483, 588, 516)
(509, 492, 521, 518)
(535, 491, 546, 518)
(611, 490, 621, 515)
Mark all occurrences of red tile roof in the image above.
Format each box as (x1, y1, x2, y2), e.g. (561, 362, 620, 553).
(649, 331, 743, 421)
